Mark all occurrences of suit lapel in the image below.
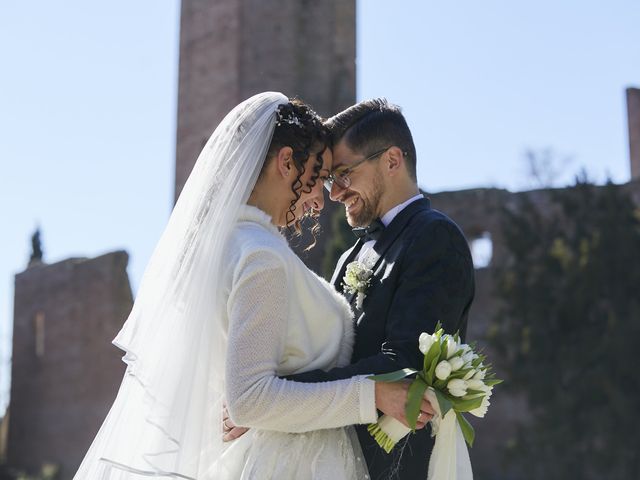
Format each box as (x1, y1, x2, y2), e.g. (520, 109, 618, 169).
(369, 197, 431, 271)
(338, 197, 432, 307)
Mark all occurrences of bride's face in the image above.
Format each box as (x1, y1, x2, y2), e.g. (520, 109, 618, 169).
(290, 147, 333, 221)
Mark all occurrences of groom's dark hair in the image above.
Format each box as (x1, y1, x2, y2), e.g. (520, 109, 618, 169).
(325, 98, 417, 181)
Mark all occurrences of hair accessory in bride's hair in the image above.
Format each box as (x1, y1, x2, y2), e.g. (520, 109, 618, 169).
(275, 102, 322, 129)
(276, 106, 303, 127)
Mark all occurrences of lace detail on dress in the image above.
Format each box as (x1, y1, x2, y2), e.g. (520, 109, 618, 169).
(236, 428, 370, 480)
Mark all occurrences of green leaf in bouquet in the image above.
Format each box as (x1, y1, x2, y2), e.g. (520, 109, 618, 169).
(433, 326, 444, 343)
(367, 368, 417, 382)
(449, 367, 471, 380)
(434, 387, 453, 418)
(456, 411, 475, 447)
(426, 351, 440, 385)
(424, 342, 441, 383)
(465, 389, 486, 396)
(450, 348, 464, 358)
(484, 378, 503, 386)
(473, 353, 487, 366)
(433, 378, 447, 390)
(406, 377, 428, 430)
(454, 331, 461, 343)
(451, 395, 484, 412)
(442, 335, 457, 360)
(424, 340, 441, 368)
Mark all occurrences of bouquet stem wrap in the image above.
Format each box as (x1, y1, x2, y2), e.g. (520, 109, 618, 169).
(367, 416, 412, 454)
(368, 388, 472, 479)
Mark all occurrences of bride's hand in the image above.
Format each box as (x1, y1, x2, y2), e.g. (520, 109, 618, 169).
(374, 380, 435, 429)
(222, 404, 250, 442)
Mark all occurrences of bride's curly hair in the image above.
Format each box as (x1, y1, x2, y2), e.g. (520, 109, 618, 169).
(263, 99, 331, 249)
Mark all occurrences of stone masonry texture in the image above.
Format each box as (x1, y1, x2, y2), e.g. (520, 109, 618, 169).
(174, 0, 356, 273)
(8, 252, 132, 478)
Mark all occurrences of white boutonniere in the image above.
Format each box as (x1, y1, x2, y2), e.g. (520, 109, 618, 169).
(342, 260, 374, 309)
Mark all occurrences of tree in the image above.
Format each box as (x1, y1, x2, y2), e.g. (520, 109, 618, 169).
(322, 205, 353, 279)
(521, 147, 574, 189)
(491, 179, 640, 479)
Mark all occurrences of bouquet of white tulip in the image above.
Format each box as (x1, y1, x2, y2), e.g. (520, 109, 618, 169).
(368, 323, 501, 479)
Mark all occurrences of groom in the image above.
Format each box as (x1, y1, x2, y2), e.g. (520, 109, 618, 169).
(289, 98, 475, 479)
(226, 98, 475, 479)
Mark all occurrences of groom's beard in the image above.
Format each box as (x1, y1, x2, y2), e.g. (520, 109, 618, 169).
(346, 170, 384, 227)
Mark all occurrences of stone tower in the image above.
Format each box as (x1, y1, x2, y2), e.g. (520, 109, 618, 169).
(627, 87, 640, 180)
(7, 252, 133, 478)
(175, 0, 356, 200)
(174, 0, 356, 272)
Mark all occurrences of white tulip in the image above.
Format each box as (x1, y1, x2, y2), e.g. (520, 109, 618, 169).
(462, 351, 474, 365)
(435, 360, 453, 381)
(463, 369, 476, 380)
(469, 395, 491, 418)
(447, 378, 468, 397)
(449, 356, 464, 371)
(473, 369, 486, 380)
(466, 379, 486, 391)
(418, 333, 436, 354)
(444, 336, 459, 359)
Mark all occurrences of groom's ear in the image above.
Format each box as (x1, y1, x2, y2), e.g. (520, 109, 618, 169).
(275, 146, 294, 178)
(385, 146, 405, 176)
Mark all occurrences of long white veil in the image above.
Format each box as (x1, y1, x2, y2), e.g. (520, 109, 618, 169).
(74, 92, 289, 479)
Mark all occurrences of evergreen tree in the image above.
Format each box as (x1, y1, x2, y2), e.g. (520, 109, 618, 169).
(492, 179, 640, 479)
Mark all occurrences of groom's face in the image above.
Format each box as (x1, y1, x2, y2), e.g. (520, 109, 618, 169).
(329, 140, 385, 227)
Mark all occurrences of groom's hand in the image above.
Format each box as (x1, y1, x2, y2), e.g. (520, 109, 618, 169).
(374, 380, 435, 429)
(222, 405, 249, 442)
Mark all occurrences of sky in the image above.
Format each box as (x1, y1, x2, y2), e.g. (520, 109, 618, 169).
(1, 0, 639, 414)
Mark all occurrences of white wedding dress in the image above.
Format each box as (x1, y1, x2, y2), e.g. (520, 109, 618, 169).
(73, 93, 375, 480)
(216, 205, 375, 479)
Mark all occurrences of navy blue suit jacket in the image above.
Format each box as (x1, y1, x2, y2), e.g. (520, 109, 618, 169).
(287, 197, 475, 479)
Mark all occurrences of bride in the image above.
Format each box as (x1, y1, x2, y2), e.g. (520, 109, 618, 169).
(73, 92, 432, 479)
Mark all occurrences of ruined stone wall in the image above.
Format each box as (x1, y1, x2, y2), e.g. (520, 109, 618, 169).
(7, 252, 132, 478)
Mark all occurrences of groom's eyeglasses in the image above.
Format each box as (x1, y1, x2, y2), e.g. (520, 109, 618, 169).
(323, 146, 396, 192)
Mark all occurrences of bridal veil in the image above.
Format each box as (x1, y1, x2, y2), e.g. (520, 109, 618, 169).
(74, 92, 288, 479)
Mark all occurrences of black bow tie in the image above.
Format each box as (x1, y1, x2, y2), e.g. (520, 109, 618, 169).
(352, 218, 385, 242)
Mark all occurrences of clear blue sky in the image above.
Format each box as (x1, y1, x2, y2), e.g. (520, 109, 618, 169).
(1, 0, 639, 414)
